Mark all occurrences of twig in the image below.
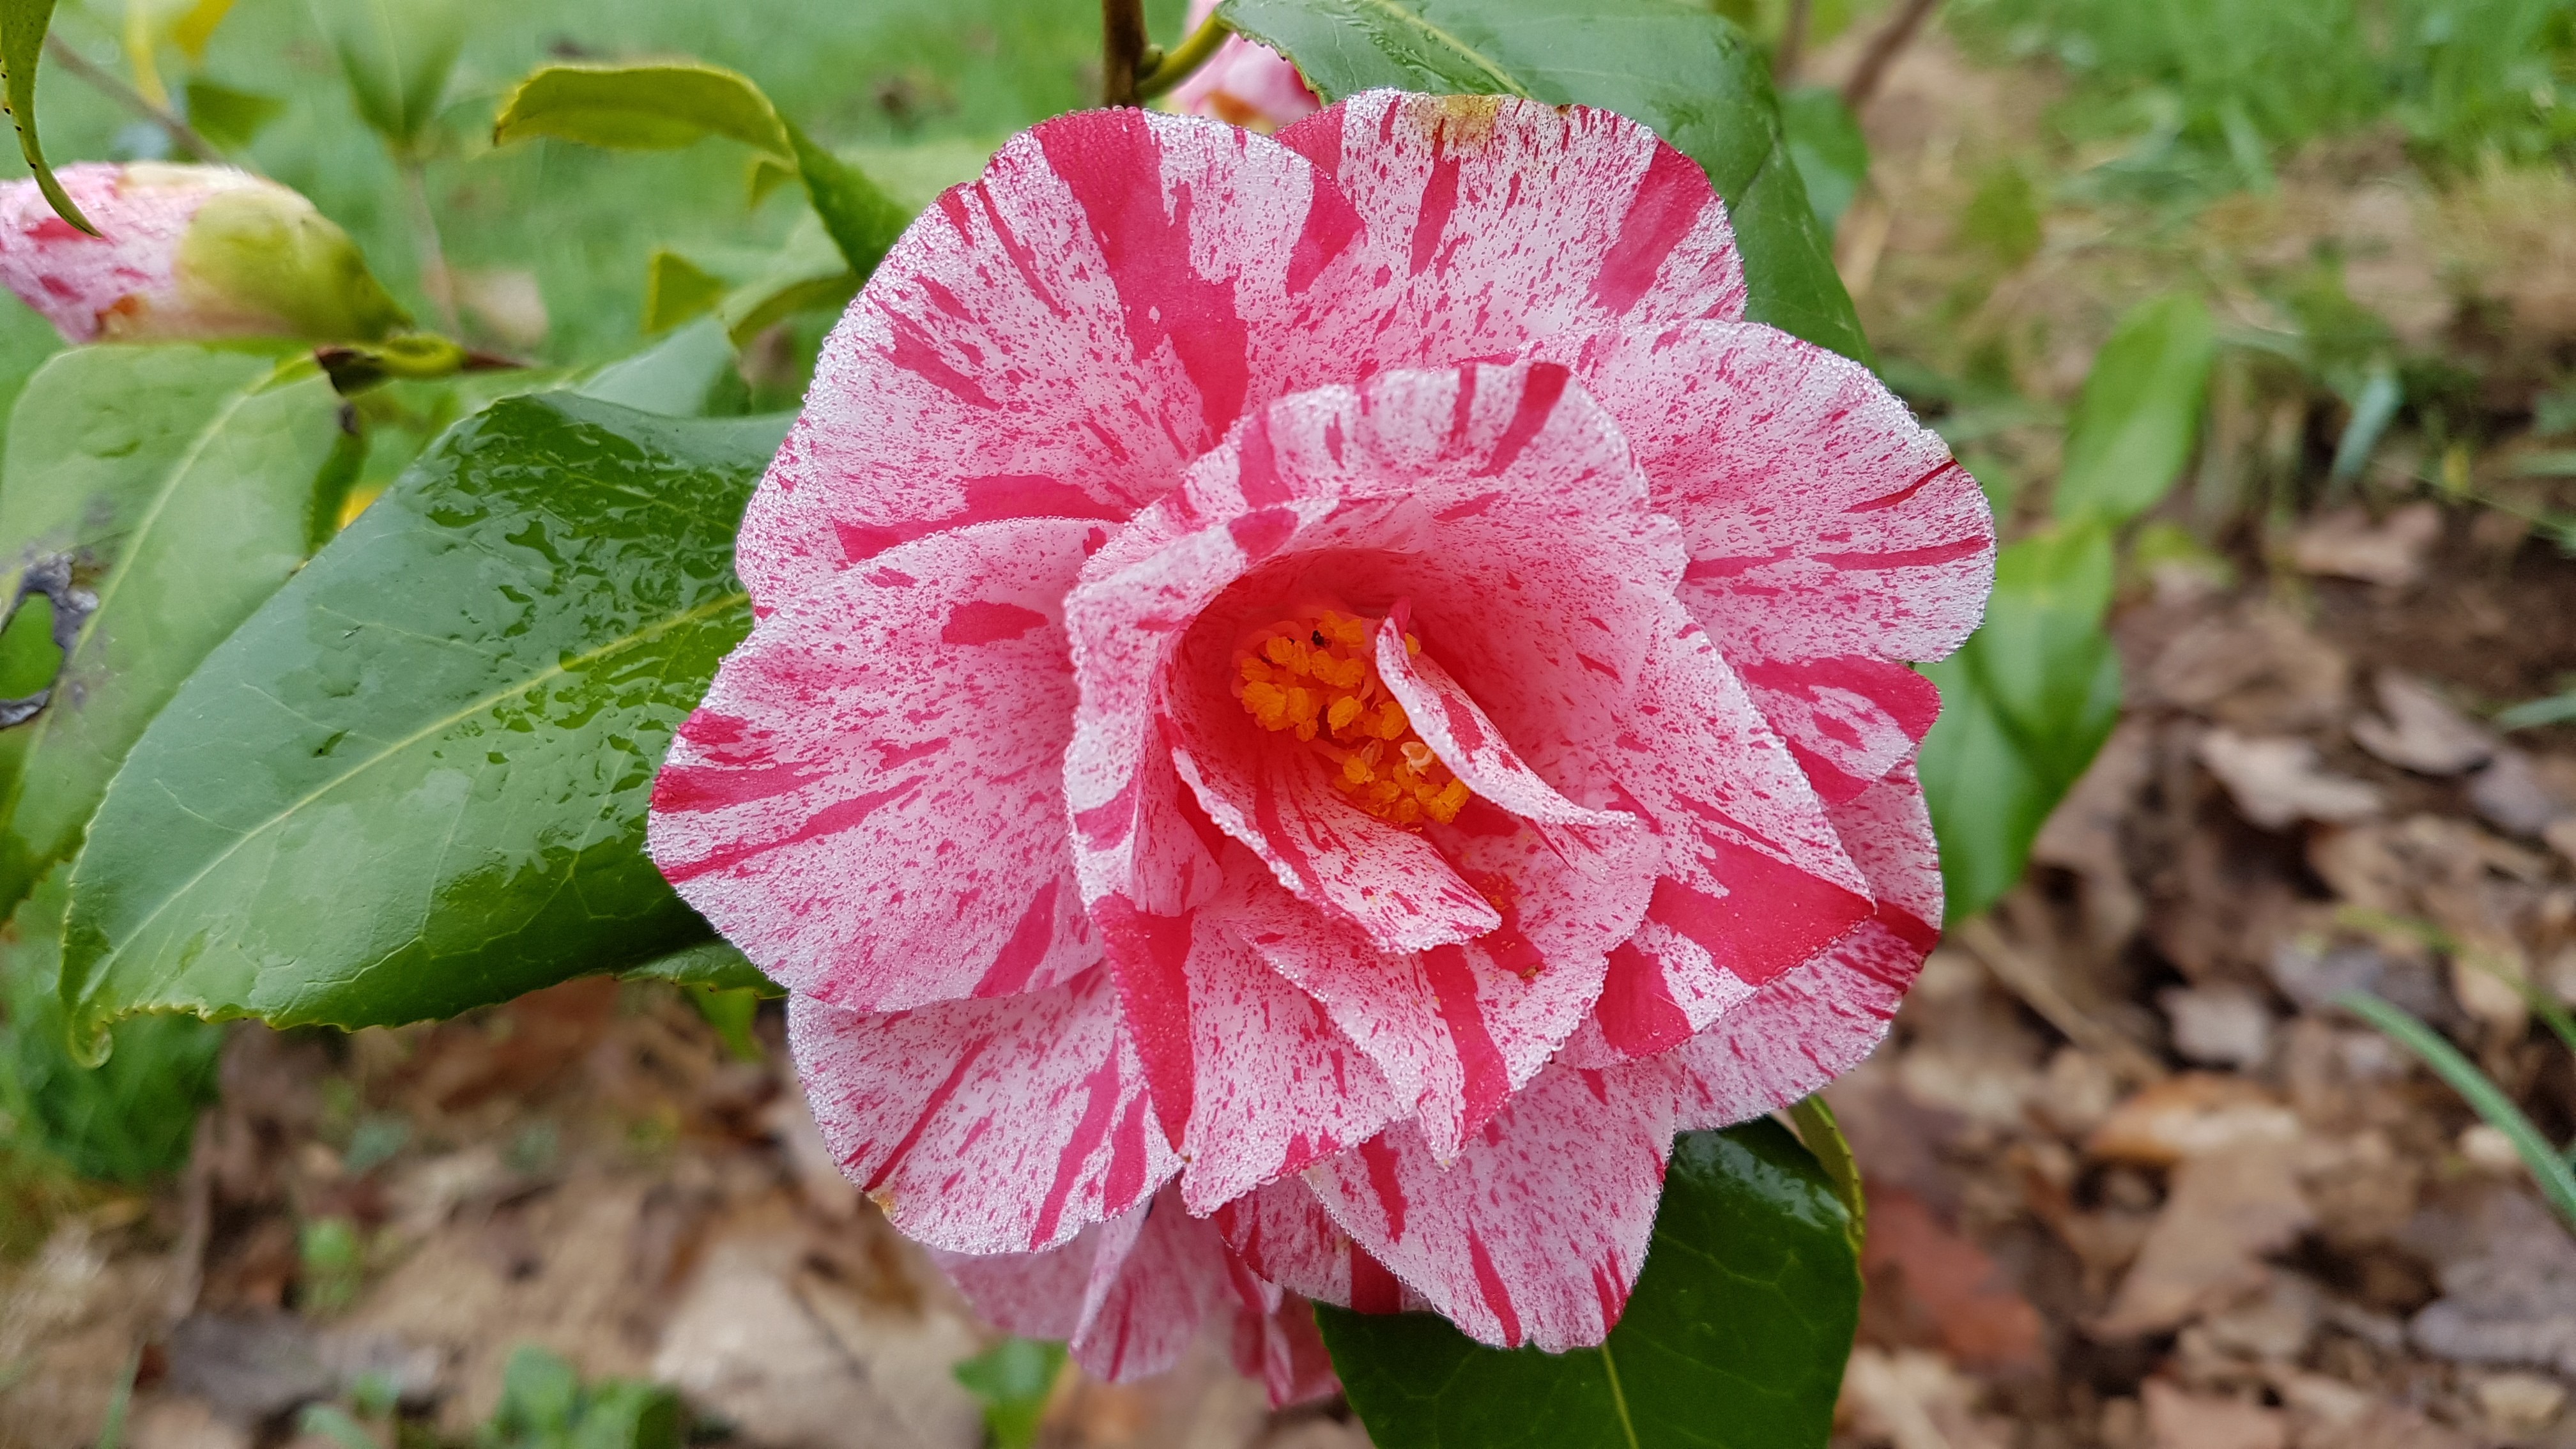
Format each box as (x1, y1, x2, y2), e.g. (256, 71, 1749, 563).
(41, 34, 229, 167)
(1775, 0, 1813, 86)
(1101, 0, 1150, 107)
(1840, 0, 1942, 114)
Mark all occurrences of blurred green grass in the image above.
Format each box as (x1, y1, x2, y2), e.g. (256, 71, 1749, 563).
(0, 0, 1191, 427)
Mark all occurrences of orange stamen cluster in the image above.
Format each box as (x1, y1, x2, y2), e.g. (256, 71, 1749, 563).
(1233, 608, 1474, 829)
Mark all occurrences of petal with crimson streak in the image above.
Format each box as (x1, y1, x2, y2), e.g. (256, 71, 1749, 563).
(1737, 653, 1946, 804)
(1211, 1174, 1424, 1315)
(649, 519, 1099, 1011)
(1609, 602, 1874, 1002)
(1303, 1060, 1678, 1351)
(937, 1184, 1236, 1384)
(1669, 764, 1942, 1124)
(1273, 91, 1747, 376)
(1541, 319, 1994, 670)
(1223, 848, 1609, 1160)
(736, 105, 1393, 613)
(788, 969, 1176, 1255)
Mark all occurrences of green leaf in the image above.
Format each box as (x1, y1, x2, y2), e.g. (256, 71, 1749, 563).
(1785, 1094, 1865, 1266)
(182, 78, 286, 153)
(1917, 524, 2123, 923)
(1320, 1120, 1858, 1449)
(953, 1338, 1066, 1449)
(0, 0, 93, 233)
(2, 866, 223, 1184)
(0, 346, 359, 924)
(1218, 0, 1869, 364)
(2052, 293, 2216, 526)
(641, 249, 727, 334)
(492, 62, 912, 279)
(493, 60, 795, 158)
(620, 938, 779, 997)
(1778, 86, 1868, 235)
(308, 0, 465, 154)
(58, 395, 790, 1045)
(578, 316, 746, 419)
(2340, 992, 2576, 1230)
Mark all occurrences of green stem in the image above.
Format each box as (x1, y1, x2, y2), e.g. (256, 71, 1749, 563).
(42, 33, 227, 165)
(1136, 11, 1232, 101)
(2340, 990, 2576, 1230)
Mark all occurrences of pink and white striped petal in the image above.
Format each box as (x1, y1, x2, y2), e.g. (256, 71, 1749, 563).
(1226, 853, 1609, 1159)
(736, 107, 1392, 612)
(1210, 1174, 1421, 1314)
(1541, 320, 1994, 668)
(1671, 765, 1943, 1128)
(1374, 611, 1634, 830)
(650, 519, 1099, 1010)
(1613, 605, 1875, 992)
(1230, 1291, 1342, 1408)
(937, 1185, 1237, 1383)
(1274, 91, 1746, 374)
(1101, 884, 1404, 1213)
(1305, 1061, 1679, 1351)
(787, 969, 1176, 1255)
(1738, 654, 1945, 804)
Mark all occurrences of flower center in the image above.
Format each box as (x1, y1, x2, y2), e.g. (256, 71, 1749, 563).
(1232, 608, 1473, 830)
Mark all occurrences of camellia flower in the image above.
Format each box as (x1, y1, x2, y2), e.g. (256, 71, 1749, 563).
(648, 91, 1993, 1392)
(0, 162, 408, 344)
(1163, 0, 1318, 132)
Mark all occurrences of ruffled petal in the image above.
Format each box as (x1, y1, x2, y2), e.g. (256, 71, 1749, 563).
(1374, 610, 1633, 830)
(1227, 850, 1612, 1159)
(1230, 1290, 1342, 1408)
(1210, 1174, 1422, 1314)
(1545, 320, 1993, 669)
(1101, 878, 1405, 1214)
(650, 519, 1098, 1009)
(737, 107, 1391, 611)
(1610, 604, 1875, 1009)
(787, 969, 1177, 1254)
(1304, 1061, 1678, 1351)
(1275, 91, 1745, 372)
(937, 1185, 1236, 1383)
(1671, 764, 1942, 1128)
(1738, 654, 1945, 804)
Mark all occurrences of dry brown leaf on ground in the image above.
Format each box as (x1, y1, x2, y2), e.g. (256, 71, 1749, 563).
(2350, 671, 2496, 776)
(2197, 730, 2386, 831)
(2405, 1189, 2576, 1378)
(1860, 1188, 2048, 1374)
(2146, 609, 2352, 732)
(2030, 722, 2154, 958)
(2289, 506, 2444, 589)
(2095, 1146, 2316, 1339)
(2158, 986, 2275, 1071)
(2142, 1378, 2288, 1449)
(2088, 1075, 2304, 1168)
(2466, 748, 2576, 839)
(1837, 1346, 2013, 1449)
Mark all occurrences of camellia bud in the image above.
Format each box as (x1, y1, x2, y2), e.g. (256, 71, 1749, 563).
(1165, 0, 1319, 133)
(0, 162, 410, 345)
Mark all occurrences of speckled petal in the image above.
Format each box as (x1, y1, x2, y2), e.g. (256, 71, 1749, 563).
(650, 519, 1098, 1010)
(1670, 763, 1943, 1128)
(1304, 1060, 1678, 1351)
(788, 969, 1177, 1254)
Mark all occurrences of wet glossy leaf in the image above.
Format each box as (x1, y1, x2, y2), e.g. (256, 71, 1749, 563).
(1779, 86, 1869, 234)
(1220, 0, 1869, 363)
(59, 395, 789, 1042)
(1917, 524, 2123, 923)
(577, 316, 747, 418)
(1320, 1120, 1859, 1449)
(2052, 293, 2216, 525)
(0, 345, 357, 924)
(0, 0, 91, 232)
(622, 938, 779, 997)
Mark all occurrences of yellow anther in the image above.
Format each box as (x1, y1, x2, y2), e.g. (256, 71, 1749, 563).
(1231, 608, 1475, 831)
